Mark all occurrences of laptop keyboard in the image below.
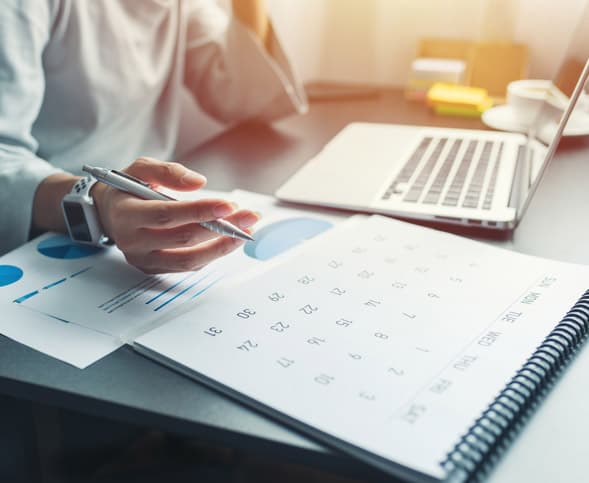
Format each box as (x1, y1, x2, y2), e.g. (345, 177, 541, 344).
(381, 137, 504, 210)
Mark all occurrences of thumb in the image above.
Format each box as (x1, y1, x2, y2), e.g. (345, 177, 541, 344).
(125, 157, 207, 191)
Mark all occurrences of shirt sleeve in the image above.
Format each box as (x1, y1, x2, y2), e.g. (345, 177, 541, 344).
(183, 1, 308, 124)
(0, 1, 64, 255)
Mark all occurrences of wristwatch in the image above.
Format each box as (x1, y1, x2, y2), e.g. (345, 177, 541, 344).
(61, 176, 112, 246)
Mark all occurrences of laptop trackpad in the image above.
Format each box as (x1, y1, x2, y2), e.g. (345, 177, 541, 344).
(276, 123, 425, 208)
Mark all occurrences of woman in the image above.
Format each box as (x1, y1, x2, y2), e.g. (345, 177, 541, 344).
(0, 2, 314, 481)
(0, 0, 307, 274)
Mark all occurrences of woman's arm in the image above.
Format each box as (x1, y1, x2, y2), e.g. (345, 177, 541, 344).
(33, 158, 259, 274)
(0, 1, 65, 254)
(183, 0, 307, 124)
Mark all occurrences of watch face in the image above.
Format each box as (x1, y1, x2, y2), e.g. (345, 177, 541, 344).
(63, 201, 92, 242)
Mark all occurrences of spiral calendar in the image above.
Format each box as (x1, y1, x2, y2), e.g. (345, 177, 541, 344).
(135, 215, 589, 482)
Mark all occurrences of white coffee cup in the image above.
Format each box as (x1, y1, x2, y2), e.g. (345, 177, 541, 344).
(506, 79, 554, 127)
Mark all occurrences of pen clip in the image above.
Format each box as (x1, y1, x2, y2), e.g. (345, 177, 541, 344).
(112, 170, 152, 188)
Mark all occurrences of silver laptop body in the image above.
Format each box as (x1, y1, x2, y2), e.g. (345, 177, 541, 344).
(277, 34, 589, 232)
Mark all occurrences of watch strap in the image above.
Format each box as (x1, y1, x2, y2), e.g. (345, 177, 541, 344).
(63, 176, 112, 246)
(72, 176, 98, 200)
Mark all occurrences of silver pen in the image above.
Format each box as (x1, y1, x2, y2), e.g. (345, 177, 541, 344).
(83, 165, 254, 241)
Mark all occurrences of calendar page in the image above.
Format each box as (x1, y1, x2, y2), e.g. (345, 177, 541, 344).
(135, 215, 589, 480)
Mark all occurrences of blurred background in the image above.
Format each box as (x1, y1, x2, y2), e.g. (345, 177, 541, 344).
(179, 0, 587, 152)
(267, 0, 586, 84)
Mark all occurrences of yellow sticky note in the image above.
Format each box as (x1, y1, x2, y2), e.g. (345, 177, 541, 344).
(427, 83, 490, 109)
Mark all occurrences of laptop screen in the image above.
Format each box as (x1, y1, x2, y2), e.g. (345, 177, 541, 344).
(516, 7, 589, 222)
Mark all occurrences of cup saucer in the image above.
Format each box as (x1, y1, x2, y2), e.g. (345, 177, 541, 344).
(481, 105, 529, 133)
(482, 104, 589, 136)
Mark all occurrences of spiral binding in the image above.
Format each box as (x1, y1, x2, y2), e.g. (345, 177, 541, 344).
(441, 289, 589, 483)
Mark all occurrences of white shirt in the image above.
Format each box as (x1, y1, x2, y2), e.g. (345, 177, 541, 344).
(0, 0, 307, 255)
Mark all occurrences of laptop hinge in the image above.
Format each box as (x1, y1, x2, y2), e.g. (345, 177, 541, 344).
(507, 144, 529, 210)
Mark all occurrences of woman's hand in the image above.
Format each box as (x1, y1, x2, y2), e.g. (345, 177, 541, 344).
(92, 157, 258, 274)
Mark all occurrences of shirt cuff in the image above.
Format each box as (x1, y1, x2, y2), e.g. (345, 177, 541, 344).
(0, 147, 64, 254)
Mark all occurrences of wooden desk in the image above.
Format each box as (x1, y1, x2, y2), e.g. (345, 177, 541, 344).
(1, 89, 588, 482)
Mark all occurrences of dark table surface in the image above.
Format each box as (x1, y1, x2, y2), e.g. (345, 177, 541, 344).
(2, 89, 589, 482)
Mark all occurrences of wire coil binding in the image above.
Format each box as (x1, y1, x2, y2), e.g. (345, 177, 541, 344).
(441, 289, 589, 483)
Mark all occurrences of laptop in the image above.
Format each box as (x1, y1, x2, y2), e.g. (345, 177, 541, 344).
(276, 33, 589, 232)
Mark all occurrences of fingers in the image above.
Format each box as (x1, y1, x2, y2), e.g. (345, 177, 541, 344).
(131, 236, 246, 274)
(125, 157, 207, 191)
(119, 198, 238, 229)
(98, 157, 263, 274)
(224, 209, 260, 231)
(127, 210, 260, 252)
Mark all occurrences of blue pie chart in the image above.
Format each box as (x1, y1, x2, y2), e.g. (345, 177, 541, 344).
(37, 235, 103, 259)
(244, 217, 333, 261)
(0, 265, 23, 286)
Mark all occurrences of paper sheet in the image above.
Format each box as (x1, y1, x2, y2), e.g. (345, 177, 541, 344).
(0, 190, 345, 367)
(0, 303, 121, 369)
